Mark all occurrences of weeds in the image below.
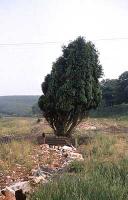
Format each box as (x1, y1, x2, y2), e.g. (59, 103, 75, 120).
(31, 133, 128, 200)
(0, 117, 34, 136)
(68, 160, 85, 173)
(31, 158, 128, 200)
(0, 141, 33, 170)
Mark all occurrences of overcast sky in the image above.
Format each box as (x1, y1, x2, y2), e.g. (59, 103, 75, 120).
(0, 0, 128, 96)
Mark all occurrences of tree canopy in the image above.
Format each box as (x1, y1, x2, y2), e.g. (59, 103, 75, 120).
(101, 71, 128, 106)
(101, 79, 119, 106)
(118, 71, 128, 103)
(38, 37, 103, 136)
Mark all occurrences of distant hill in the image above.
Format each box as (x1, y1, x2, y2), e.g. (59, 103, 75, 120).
(1, 95, 128, 118)
(0, 96, 39, 116)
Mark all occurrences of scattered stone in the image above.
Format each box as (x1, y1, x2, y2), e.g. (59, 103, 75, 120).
(31, 168, 47, 177)
(6, 176, 11, 179)
(67, 152, 84, 161)
(0, 173, 3, 177)
(61, 146, 73, 152)
(1, 144, 84, 195)
(9, 181, 31, 194)
(51, 162, 60, 168)
(30, 175, 47, 184)
(40, 144, 49, 149)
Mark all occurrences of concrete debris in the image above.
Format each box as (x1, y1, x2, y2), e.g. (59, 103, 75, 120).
(31, 168, 47, 177)
(67, 152, 84, 161)
(61, 145, 75, 152)
(30, 175, 48, 184)
(9, 182, 31, 194)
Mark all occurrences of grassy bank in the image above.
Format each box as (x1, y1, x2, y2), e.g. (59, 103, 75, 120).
(31, 133, 128, 200)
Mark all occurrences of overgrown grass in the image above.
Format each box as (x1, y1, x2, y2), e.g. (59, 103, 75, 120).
(83, 117, 128, 128)
(31, 133, 128, 200)
(0, 117, 53, 136)
(0, 140, 34, 171)
(0, 116, 128, 137)
(0, 117, 36, 136)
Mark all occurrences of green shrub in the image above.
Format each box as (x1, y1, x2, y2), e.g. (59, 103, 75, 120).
(68, 160, 85, 173)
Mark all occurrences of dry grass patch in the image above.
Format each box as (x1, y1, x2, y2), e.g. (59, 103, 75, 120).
(0, 141, 34, 170)
(79, 133, 128, 166)
(0, 117, 53, 136)
(82, 117, 128, 129)
(0, 117, 36, 136)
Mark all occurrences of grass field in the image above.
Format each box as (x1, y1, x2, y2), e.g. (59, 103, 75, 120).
(83, 116, 128, 128)
(0, 140, 34, 172)
(31, 133, 128, 200)
(0, 116, 128, 199)
(0, 116, 128, 137)
(0, 117, 53, 136)
(0, 117, 35, 136)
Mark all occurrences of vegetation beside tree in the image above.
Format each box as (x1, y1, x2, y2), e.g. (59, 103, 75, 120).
(38, 37, 103, 137)
(118, 71, 128, 104)
(32, 103, 42, 116)
(101, 71, 128, 107)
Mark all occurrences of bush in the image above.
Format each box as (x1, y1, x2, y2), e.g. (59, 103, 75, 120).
(68, 160, 85, 173)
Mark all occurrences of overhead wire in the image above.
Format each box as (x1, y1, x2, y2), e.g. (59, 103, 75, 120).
(0, 37, 128, 47)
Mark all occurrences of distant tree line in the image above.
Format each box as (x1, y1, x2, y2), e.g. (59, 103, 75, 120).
(32, 103, 42, 116)
(101, 71, 128, 106)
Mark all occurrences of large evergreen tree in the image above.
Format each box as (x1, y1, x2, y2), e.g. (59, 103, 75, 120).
(38, 37, 103, 137)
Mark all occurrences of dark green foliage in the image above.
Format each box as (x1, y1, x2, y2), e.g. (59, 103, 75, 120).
(118, 71, 128, 104)
(101, 79, 119, 106)
(101, 71, 128, 107)
(90, 103, 128, 118)
(38, 37, 103, 136)
(68, 160, 85, 173)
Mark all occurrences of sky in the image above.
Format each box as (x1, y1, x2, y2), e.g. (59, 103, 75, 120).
(0, 0, 128, 96)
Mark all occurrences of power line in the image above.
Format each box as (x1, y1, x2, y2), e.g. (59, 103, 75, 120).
(0, 37, 128, 47)
(94, 37, 128, 41)
(0, 41, 62, 47)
